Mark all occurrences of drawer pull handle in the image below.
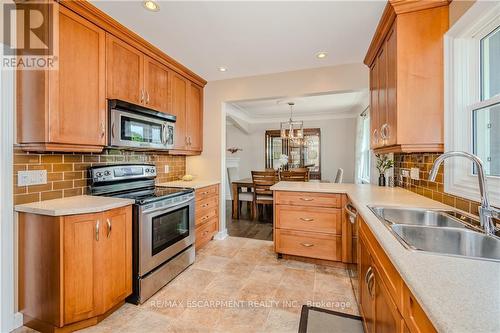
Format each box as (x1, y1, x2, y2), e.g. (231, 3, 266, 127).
(201, 191, 209, 195)
(300, 243, 314, 247)
(299, 197, 314, 201)
(201, 215, 209, 221)
(300, 217, 315, 222)
(201, 203, 209, 208)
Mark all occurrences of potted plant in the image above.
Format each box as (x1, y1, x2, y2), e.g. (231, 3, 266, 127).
(375, 154, 394, 186)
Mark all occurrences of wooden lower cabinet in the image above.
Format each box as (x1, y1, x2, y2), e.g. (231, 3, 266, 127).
(19, 206, 132, 332)
(274, 191, 347, 262)
(194, 184, 219, 249)
(358, 216, 435, 333)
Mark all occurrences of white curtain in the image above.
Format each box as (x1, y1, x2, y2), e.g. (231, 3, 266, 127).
(354, 109, 367, 184)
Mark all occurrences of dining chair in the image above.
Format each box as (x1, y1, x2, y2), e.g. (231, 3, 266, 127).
(334, 168, 344, 183)
(251, 170, 278, 221)
(290, 167, 310, 181)
(280, 170, 308, 182)
(227, 167, 254, 219)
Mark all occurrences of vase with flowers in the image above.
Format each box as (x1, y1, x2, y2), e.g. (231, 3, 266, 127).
(375, 154, 394, 187)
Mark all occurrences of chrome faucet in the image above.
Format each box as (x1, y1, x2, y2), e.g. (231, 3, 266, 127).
(428, 151, 499, 236)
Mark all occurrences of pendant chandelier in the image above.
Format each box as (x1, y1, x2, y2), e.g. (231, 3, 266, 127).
(280, 102, 304, 143)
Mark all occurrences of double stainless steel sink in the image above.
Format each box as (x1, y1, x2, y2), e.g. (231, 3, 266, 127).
(369, 206, 500, 262)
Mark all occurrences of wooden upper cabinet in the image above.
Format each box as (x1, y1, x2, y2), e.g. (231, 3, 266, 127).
(365, 1, 449, 153)
(144, 56, 170, 113)
(17, 4, 107, 152)
(63, 212, 104, 324)
(186, 82, 203, 152)
(170, 72, 188, 150)
(106, 34, 144, 105)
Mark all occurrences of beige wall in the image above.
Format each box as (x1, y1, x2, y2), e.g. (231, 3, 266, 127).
(186, 63, 369, 182)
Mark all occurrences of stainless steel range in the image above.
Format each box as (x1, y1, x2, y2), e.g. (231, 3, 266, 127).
(89, 164, 195, 304)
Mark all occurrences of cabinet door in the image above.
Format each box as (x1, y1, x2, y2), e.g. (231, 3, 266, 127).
(377, 45, 388, 146)
(170, 72, 188, 150)
(374, 268, 404, 333)
(106, 34, 144, 105)
(102, 207, 132, 310)
(370, 60, 380, 149)
(63, 212, 104, 324)
(186, 82, 203, 151)
(52, 7, 106, 146)
(144, 56, 170, 113)
(385, 23, 397, 146)
(359, 237, 375, 333)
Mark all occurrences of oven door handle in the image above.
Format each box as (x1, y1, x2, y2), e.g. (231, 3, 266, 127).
(141, 196, 194, 214)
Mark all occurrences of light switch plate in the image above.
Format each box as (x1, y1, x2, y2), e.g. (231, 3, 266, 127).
(400, 169, 410, 178)
(18, 170, 47, 187)
(410, 168, 420, 180)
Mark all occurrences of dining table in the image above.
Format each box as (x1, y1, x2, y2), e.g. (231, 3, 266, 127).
(231, 177, 330, 219)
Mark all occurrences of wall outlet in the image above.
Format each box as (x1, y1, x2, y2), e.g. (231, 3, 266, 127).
(18, 170, 47, 186)
(164, 165, 169, 173)
(400, 169, 410, 178)
(410, 167, 420, 180)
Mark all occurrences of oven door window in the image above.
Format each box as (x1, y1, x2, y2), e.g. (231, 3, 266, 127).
(121, 115, 163, 144)
(151, 206, 189, 256)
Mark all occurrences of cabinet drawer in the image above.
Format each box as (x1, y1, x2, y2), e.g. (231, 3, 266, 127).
(275, 191, 342, 208)
(195, 207, 218, 227)
(276, 205, 341, 234)
(195, 185, 218, 201)
(275, 229, 341, 261)
(195, 217, 217, 249)
(196, 196, 218, 212)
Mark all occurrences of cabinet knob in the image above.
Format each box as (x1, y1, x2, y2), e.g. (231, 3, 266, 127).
(300, 243, 314, 247)
(100, 121, 105, 138)
(380, 123, 390, 144)
(300, 217, 315, 222)
(299, 197, 314, 202)
(140, 89, 145, 103)
(146, 91, 150, 104)
(372, 129, 379, 145)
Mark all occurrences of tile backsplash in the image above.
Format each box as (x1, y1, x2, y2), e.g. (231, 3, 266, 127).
(13, 147, 186, 205)
(393, 152, 490, 216)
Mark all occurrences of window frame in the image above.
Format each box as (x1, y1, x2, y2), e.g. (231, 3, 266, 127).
(360, 113, 371, 184)
(444, 1, 500, 206)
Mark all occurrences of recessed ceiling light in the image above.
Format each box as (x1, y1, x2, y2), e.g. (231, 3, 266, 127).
(143, 0, 160, 12)
(315, 51, 328, 59)
(218, 66, 228, 72)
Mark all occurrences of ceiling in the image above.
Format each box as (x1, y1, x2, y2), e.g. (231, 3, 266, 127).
(91, 1, 385, 81)
(227, 90, 368, 125)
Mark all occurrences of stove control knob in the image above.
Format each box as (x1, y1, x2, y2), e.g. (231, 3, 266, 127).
(145, 168, 150, 173)
(104, 171, 111, 176)
(96, 172, 103, 177)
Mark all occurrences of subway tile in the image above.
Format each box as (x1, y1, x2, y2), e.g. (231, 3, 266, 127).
(455, 198, 471, 213)
(84, 155, 100, 163)
(63, 154, 83, 163)
(64, 188, 83, 197)
(27, 183, 52, 193)
(28, 164, 53, 172)
(14, 193, 40, 205)
(53, 180, 74, 190)
(64, 171, 84, 180)
(41, 190, 63, 201)
(48, 172, 63, 181)
(14, 154, 40, 164)
(442, 194, 456, 207)
(73, 179, 88, 188)
(53, 163, 73, 172)
(41, 155, 63, 163)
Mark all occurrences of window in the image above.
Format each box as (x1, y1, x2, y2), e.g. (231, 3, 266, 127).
(445, 1, 500, 206)
(360, 113, 371, 183)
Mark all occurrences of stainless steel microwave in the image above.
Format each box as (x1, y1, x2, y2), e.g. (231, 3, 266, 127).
(108, 100, 175, 150)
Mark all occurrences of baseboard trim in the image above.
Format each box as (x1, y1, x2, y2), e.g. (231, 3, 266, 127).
(213, 229, 228, 240)
(13, 312, 23, 330)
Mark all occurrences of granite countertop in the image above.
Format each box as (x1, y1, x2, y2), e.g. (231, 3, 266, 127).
(271, 181, 500, 333)
(157, 179, 220, 189)
(15, 195, 135, 216)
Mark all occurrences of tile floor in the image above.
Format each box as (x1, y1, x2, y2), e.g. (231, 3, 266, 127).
(19, 237, 359, 333)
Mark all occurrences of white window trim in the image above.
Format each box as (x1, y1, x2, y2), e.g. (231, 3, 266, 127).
(444, 1, 500, 207)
